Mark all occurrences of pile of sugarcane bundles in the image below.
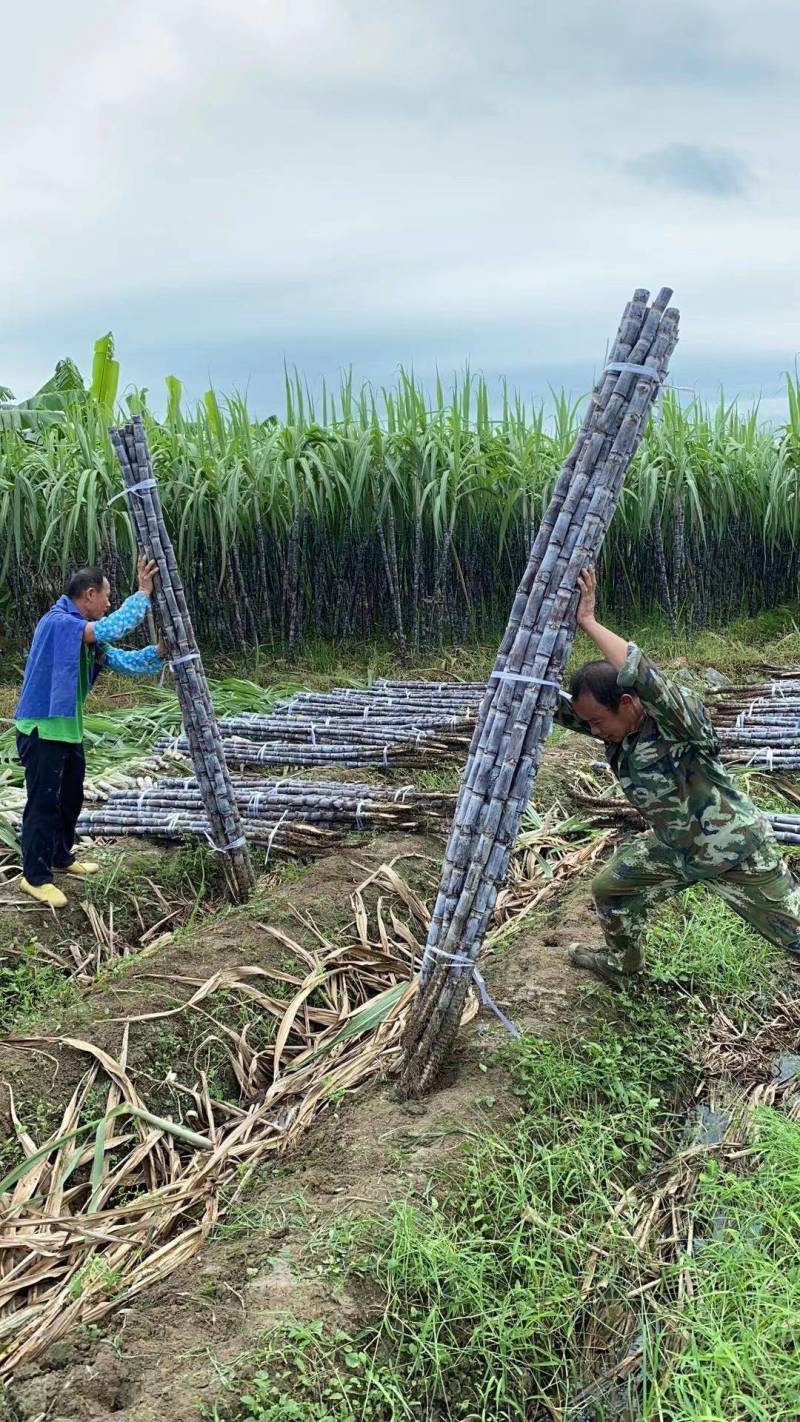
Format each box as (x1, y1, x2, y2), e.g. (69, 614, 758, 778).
(568, 788, 800, 848)
(78, 776, 455, 843)
(110, 418, 254, 900)
(765, 813, 800, 846)
(720, 727, 800, 747)
(156, 733, 459, 771)
(77, 807, 335, 855)
(710, 675, 800, 724)
(154, 680, 482, 770)
(706, 673, 800, 769)
(723, 749, 800, 771)
(399, 287, 679, 1096)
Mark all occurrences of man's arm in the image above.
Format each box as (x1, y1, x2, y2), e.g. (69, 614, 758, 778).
(574, 567, 628, 667)
(83, 557, 157, 644)
(100, 643, 165, 677)
(575, 566, 714, 746)
(553, 692, 593, 736)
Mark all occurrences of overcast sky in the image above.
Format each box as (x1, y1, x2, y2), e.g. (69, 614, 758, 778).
(1, 1, 798, 419)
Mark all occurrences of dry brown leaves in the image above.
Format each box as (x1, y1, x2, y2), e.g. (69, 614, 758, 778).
(574, 992, 800, 1404)
(492, 807, 617, 935)
(0, 859, 483, 1377)
(0, 806, 620, 1373)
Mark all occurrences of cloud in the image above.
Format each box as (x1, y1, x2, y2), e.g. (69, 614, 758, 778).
(626, 144, 751, 197)
(0, 0, 798, 417)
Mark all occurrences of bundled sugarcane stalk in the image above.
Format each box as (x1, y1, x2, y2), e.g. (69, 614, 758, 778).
(78, 807, 336, 854)
(78, 775, 455, 841)
(399, 287, 679, 1096)
(155, 731, 465, 770)
(708, 672, 800, 769)
(720, 729, 800, 747)
(722, 748, 800, 772)
(154, 679, 481, 770)
(764, 813, 800, 846)
(568, 786, 800, 847)
(94, 774, 454, 808)
(108, 417, 255, 899)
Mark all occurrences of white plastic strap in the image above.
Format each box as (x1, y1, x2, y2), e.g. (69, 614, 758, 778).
(263, 809, 289, 867)
(424, 946, 520, 1039)
(170, 652, 201, 669)
(490, 670, 562, 690)
(108, 478, 157, 504)
(205, 832, 247, 854)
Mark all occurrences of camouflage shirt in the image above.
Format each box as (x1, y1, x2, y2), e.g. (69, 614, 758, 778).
(556, 644, 771, 877)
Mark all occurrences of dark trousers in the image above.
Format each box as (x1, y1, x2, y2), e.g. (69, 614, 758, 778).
(16, 731, 85, 886)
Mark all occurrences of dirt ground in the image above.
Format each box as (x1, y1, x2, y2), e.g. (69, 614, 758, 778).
(0, 807, 600, 1422)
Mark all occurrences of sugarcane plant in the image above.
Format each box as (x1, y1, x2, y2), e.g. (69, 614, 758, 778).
(5, 354, 800, 651)
(109, 417, 255, 900)
(398, 287, 680, 1096)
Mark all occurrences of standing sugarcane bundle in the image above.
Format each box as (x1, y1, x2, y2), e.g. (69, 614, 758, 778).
(108, 417, 255, 900)
(399, 288, 680, 1097)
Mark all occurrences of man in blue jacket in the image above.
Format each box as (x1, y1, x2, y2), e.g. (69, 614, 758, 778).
(15, 557, 165, 908)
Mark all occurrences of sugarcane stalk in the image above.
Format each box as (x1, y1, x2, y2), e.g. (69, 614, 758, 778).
(398, 288, 679, 1097)
(109, 417, 255, 900)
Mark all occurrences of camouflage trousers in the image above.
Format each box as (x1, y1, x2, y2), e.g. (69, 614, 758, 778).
(592, 832, 800, 973)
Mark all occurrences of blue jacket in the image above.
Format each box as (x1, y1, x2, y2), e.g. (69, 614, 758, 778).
(15, 597, 102, 720)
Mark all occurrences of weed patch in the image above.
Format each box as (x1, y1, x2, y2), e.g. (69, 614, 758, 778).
(211, 895, 799, 1421)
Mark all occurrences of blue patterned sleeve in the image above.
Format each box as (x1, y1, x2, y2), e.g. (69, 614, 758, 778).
(101, 644, 164, 677)
(92, 591, 150, 643)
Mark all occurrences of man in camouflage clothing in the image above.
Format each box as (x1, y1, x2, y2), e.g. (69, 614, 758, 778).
(556, 568, 800, 987)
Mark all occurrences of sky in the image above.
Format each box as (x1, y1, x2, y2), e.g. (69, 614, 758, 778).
(1, 0, 798, 420)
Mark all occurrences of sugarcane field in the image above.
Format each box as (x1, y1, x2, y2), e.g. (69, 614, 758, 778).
(3, 9, 800, 1421)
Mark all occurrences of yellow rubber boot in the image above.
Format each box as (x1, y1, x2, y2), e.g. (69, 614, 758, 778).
(20, 878, 68, 909)
(58, 861, 100, 878)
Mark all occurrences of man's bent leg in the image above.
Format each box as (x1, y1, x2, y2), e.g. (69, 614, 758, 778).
(585, 833, 690, 977)
(712, 837, 800, 957)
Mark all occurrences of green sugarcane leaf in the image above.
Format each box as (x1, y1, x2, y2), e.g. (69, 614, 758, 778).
(0, 1123, 94, 1198)
(284, 981, 409, 1075)
(127, 1107, 212, 1149)
(88, 1110, 114, 1212)
(90, 333, 120, 414)
(166, 375, 183, 425)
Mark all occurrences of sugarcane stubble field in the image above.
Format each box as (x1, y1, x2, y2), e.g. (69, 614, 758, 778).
(2, 335, 800, 1420)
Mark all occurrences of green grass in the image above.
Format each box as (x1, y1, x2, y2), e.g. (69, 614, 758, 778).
(642, 1109, 800, 1420)
(0, 942, 82, 1035)
(209, 893, 800, 1422)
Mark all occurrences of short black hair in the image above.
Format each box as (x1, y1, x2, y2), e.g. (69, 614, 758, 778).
(570, 659, 625, 709)
(65, 566, 106, 600)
